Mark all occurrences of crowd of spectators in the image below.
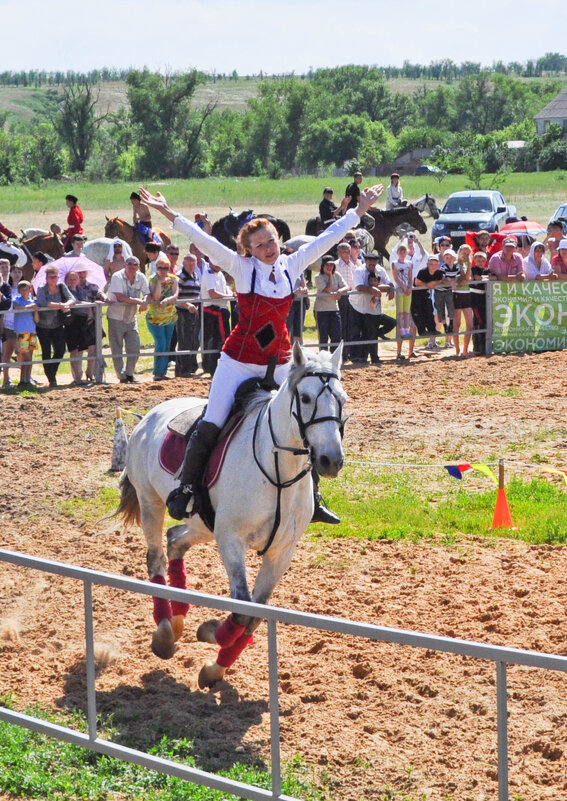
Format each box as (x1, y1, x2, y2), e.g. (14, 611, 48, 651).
(1, 187, 567, 389)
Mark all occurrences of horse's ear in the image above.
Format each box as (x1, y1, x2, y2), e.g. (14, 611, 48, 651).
(105, 215, 109, 221)
(330, 342, 343, 378)
(292, 341, 307, 367)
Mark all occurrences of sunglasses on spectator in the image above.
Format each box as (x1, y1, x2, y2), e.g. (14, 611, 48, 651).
(168, 250, 179, 255)
(157, 266, 169, 270)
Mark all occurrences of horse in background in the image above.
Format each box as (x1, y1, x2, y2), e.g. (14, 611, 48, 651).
(114, 343, 346, 689)
(366, 205, 428, 261)
(104, 217, 171, 268)
(211, 210, 291, 251)
(18, 231, 65, 280)
(413, 194, 439, 219)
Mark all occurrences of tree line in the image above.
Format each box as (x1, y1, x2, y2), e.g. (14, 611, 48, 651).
(1, 52, 567, 88)
(0, 63, 566, 185)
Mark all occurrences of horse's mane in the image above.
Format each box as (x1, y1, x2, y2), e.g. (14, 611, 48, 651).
(239, 388, 273, 416)
(377, 205, 416, 218)
(288, 350, 335, 394)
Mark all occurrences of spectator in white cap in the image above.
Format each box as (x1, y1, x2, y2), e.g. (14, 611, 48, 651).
(551, 238, 567, 279)
(411, 252, 446, 353)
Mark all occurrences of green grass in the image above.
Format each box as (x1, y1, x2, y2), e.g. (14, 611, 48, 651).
(0, 171, 566, 217)
(58, 484, 120, 523)
(313, 468, 567, 544)
(463, 385, 522, 397)
(0, 703, 322, 801)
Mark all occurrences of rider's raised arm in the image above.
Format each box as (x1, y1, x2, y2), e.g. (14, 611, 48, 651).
(285, 184, 383, 282)
(139, 187, 241, 276)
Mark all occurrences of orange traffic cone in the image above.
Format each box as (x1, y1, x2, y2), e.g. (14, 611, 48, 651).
(491, 488, 515, 529)
(491, 459, 516, 529)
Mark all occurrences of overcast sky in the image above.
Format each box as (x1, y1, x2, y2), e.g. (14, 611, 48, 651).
(3, 0, 565, 75)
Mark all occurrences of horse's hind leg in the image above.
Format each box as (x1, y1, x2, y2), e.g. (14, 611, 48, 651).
(139, 497, 176, 660)
(166, 523, 213, 642)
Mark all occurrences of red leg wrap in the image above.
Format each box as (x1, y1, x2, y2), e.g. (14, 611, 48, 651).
(216, 632, 254, 668)
(167, 559, 190, 617)
(151, 575, 172, 625)
(214, 613, 246, 648)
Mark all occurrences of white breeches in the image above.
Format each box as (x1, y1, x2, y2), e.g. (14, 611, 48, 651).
(0, 242, 26, 268)
(203, 351, 291, 427)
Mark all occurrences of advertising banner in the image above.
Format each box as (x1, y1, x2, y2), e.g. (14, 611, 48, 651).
(492, 281, 567, 353)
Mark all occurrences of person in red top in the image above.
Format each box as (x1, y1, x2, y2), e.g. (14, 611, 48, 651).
(140, 183, 384, 521)
(63, 194, 84, 252)
(464, 229, 506, 259)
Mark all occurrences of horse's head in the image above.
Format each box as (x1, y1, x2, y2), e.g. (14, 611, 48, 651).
(406, 205, 428, 235)
(425, 194, 440, 220)
(288, 343, 347, 478)
(104, 217, 123, 238)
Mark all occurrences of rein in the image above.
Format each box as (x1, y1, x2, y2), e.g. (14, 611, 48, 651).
(253, 369, 344, 557)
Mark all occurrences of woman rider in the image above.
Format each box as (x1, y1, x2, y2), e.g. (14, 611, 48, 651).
(139, 184, 384, 522)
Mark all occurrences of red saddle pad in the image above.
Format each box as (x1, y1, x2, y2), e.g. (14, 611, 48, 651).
(159, 417, 245, 488)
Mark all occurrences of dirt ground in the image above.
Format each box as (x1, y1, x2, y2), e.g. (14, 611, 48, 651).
(1, 351, 567, 801)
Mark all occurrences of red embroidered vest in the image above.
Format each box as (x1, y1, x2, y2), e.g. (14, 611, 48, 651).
(223, 267, 294, 365)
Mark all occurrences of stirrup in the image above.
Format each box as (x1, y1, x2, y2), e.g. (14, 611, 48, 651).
(311, 496, 340, 525)
(166, 485, 193, 520)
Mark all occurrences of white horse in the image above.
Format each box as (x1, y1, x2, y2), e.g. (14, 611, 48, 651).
(115, 343, 346, 688)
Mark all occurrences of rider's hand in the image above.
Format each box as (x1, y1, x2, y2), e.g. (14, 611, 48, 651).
(356, 185, 384, 217)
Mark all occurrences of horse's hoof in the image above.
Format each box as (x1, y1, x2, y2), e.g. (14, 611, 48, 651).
(171, 614, 185, 641)
(198, 661, 226, 689)
(196, 619, 222, 644)
(151, 619, 177, 660)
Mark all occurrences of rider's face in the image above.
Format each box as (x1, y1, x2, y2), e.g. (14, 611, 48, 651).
(249, 228, 280, 266)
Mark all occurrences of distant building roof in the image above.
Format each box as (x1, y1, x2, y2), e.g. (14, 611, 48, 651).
(534, 87, 567, 120)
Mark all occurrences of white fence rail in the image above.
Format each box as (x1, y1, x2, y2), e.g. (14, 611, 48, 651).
(2, 548, 566, 801)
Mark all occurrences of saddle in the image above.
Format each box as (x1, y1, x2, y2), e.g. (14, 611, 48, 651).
(160, 359, 279, 531)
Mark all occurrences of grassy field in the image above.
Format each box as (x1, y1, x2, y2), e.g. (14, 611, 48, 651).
(1, 171, 566, 220)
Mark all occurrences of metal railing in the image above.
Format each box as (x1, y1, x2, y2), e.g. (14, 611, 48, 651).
(1, 547, 566, 801)
(0, 285, 492, 384)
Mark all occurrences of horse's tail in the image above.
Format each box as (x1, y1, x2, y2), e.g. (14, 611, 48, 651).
(113, 471, 141, 529)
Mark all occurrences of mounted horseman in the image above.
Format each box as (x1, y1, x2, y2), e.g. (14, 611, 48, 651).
(138, 182, 385, 527)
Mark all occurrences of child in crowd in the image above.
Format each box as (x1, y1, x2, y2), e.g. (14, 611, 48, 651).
(453, 244, 474, 357)
(391, 243, 415, 360)
(13, 280, 38, 387)
(436, 248, 459, 347)
(470, 250, 490, 355)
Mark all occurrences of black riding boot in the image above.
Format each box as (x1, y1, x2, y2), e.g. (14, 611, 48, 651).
(166, 420, 220, 520)
(311, 468, 340, 525)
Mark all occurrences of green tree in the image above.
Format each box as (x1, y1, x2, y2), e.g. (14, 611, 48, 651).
(53, 79, 107, 171)
(127, 70, 214, 177)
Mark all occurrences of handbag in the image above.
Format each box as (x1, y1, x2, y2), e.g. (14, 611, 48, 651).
(58, 285, 73, 326)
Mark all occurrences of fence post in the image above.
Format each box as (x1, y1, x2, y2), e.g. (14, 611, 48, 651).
(267, 619, 282, 800)
(83, 580, 98, 742)
(485, 281, 494, 357)
(496, 661, 509, 801)
(94, 304, 105, 384)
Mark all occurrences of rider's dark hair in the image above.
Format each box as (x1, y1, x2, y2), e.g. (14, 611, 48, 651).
(65, 194, 78, 204)
(130, 192, 141, 201)
(32, 251, 49, 266)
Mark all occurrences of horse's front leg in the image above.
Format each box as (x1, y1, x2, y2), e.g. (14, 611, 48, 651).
(197, 538, 297, 689)
(166, 523, 213, 642)
(197, 534, 254, 689)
